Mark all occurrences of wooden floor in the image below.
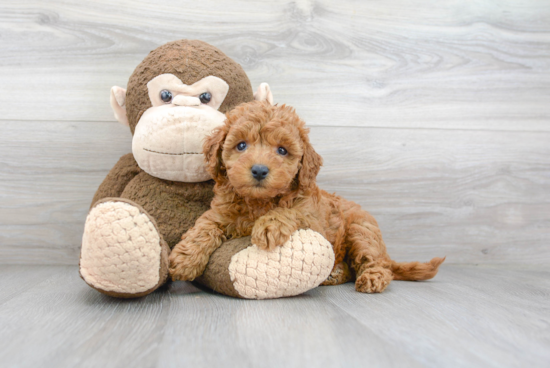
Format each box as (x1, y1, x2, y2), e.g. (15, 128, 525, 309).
(0, 264, 548, 368)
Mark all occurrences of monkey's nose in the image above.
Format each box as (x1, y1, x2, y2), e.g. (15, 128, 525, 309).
(251, 164, 269, 181)
(172, 95, 201, 107)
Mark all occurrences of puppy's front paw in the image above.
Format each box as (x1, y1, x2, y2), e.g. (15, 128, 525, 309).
(251, 219, 294, 251)
(169, 242, 206, 281)
(355, 267, 393, 293)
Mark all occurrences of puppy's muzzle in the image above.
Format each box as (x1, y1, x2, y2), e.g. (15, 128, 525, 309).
(251, 164, 269, 181)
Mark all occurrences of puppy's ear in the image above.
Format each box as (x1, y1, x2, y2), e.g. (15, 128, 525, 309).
(203, 123, 229, 183)
(297, 131, 323, 192)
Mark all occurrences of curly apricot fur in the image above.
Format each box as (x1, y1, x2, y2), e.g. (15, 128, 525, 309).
(169, 101, 445, 291)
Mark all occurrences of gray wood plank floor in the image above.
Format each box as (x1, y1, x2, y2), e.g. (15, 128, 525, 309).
(0, 265, 548, 368)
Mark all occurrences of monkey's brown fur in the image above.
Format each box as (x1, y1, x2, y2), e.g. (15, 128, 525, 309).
(92, 40, 253, 249)
(86, 40, 256, 298)
(125, 39, 253, 134)
(169, 101, 445, 292)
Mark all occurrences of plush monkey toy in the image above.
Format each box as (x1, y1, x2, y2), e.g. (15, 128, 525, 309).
(79, 40, 341, 299)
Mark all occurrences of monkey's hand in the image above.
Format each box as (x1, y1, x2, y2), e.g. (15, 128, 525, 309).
(251, 210, 301, 251)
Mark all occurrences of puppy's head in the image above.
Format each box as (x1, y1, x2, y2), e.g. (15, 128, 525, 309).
(203, 101, 322, 199)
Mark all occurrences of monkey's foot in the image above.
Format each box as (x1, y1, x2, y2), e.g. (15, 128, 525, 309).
(321, 261, 354, 286)
(196, 229, 335, 299)
(79, 198, 169, 298)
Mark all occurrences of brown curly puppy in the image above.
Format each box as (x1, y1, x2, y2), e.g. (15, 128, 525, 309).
(169, 101, 445, 293)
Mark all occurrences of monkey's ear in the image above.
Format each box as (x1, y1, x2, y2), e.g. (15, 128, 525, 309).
(203, 124, 229, 183)
(254, 83, 273, 105)
(110, 86, 129, 126)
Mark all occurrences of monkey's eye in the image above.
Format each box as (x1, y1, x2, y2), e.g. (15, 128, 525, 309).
(160, 90, 173, 103)
(236, 142, 247, 152)
(277, 147, 288, 156)
(199, 92, 212, 104)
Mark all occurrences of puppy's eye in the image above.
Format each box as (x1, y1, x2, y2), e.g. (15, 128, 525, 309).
(199, 92, 212, 104)
(236, 142, 247, 152)
(160, 90, 173, 103)
(277, 147, 288, 156)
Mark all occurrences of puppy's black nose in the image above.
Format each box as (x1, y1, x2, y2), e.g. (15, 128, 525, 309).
(251, 164, 269, 181)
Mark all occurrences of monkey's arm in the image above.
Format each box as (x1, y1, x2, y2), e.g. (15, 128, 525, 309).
(90, 153, 142, 208)
(169, 210, 226, 281)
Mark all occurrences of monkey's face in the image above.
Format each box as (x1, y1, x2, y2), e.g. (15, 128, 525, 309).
(132, 74, 229, 182)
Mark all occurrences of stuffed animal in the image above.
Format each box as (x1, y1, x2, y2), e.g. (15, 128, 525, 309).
(79, 40, 340, 299)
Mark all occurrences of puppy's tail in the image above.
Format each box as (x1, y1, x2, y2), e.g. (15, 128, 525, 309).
(390, 257, 446, 281)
